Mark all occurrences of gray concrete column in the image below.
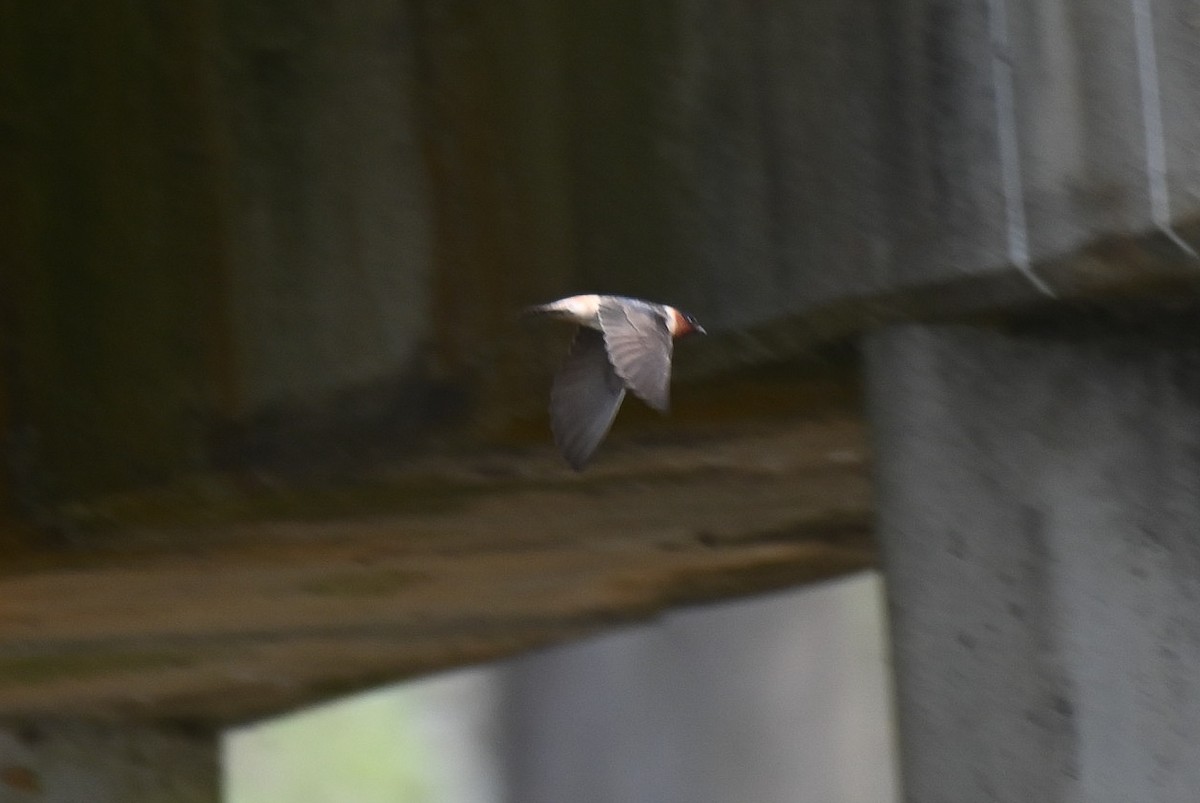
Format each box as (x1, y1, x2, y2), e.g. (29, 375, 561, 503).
(0, 721, 219, 802)
(501, 576, 897, 803)
(866, 322, 1200, 803)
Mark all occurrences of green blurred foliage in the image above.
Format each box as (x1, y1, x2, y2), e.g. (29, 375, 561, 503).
(226, 686, 437, 803)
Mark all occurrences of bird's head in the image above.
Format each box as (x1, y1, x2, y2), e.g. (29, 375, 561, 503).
(669, 308, 706, 339)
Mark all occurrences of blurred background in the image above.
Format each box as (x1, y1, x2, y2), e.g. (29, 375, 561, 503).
(5, 0, 1200, 800)
(226, 574, 896, 803)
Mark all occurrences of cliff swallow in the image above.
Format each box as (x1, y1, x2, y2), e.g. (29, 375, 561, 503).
(525, 294, 705, 470)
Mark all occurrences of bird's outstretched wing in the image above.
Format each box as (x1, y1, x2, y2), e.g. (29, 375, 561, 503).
(597, 297, 672, 411)
(551, 327, 626, 470)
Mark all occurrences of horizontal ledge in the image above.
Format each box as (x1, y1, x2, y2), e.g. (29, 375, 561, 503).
(683, 217, 1200, 378)
(0, 415, 871, 724)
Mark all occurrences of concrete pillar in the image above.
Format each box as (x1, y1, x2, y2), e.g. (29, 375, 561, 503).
(0, 721, 219, 802)
(501, 575, 897, 803)
(866, 322, 1200, 803)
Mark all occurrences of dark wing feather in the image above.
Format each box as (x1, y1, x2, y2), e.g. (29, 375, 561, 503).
(597, 298, 672, 411)
(550, 327, 626, 470)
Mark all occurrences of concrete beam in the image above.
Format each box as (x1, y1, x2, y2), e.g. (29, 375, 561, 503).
(866, 321, 1200, 801)
(0, 408, 870, 725)
(0, 721, 218, 802)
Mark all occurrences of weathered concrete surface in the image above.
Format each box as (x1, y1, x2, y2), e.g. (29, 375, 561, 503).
(866, 321, 1200, 802)
(0, 406, 870, 725)
(219, 0, 434, 415)
(0, 721, 218, 802)
(502, 574, 897, 803)
(2, 4, 225, 497)
(5, 4, 1200, 786)
(598, 0, 1200, 331)
(8, 0, 1200, 503)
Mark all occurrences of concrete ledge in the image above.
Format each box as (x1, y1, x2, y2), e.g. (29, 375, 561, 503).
(0, 413, 870, 725)
(683, 218, 1200, 379)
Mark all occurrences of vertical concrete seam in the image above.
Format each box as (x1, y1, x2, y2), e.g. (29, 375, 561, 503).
(985, 0, 1056, 296)
(1130, 0, 1198, 259)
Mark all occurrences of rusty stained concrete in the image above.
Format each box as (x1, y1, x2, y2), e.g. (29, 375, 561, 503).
(0, 408, 871, 726)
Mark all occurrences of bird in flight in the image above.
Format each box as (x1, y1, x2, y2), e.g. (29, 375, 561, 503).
(525, 294, 705, 470)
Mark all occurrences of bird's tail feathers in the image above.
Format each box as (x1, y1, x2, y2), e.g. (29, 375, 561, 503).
(522, 301, 574, 320)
